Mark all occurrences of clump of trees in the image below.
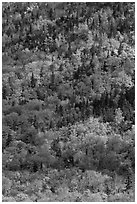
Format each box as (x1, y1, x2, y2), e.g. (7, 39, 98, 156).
(2, 2, 135, 202)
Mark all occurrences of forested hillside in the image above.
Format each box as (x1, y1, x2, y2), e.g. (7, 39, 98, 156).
(2, 2, 135, 202)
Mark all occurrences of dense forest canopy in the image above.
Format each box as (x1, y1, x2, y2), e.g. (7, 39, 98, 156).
(2, 2, 135, 202)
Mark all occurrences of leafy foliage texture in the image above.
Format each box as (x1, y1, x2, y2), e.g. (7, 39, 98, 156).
(2, 2, 135, 202)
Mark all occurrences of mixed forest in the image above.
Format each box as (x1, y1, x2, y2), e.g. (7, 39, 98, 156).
(2, 2, 135, 202)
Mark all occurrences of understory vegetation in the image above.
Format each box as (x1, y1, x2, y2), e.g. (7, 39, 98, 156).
(2, 2, 135, 202)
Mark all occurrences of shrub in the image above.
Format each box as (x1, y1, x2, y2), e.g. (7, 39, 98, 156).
(2, 175, 12, 195)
